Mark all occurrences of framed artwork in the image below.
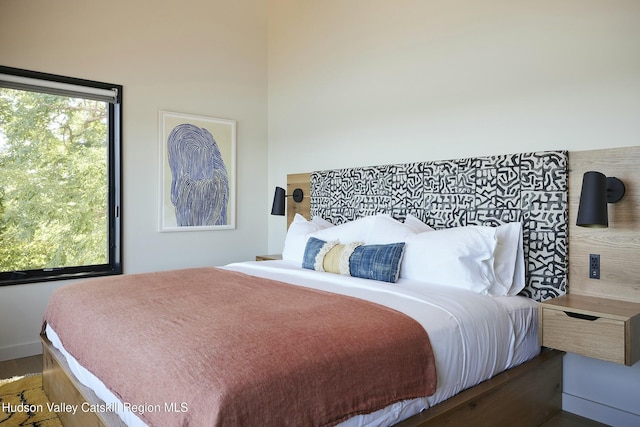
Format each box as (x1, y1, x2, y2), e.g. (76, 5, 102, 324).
(159, 111, 236, 231)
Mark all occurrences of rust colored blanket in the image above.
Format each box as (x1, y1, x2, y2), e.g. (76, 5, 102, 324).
(42, 268, 436, 427)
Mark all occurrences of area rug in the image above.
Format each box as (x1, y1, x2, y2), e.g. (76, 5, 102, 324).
(0, 374, 62, 427)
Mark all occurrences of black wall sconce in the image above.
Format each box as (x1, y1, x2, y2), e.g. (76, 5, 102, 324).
(576, 171, 625, 228)
(271, 186, 304, 216)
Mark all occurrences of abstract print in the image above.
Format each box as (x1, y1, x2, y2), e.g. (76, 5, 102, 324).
(167, 124, 229, 227)
(310, 151, 568, 302)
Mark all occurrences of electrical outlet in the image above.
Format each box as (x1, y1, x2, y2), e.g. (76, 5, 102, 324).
(589, 254, 600, 279)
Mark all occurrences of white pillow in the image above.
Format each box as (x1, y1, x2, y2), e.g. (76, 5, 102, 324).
(508, 225, 525, 296)
(490, 222, 525, 296)
(490, 222, 518, 296)
(311, 215, 333, 228)
(282, 214, 334, 264)
(309, 215, 377, 244)
(404, 214, 435, 233)
(364, 214, 419, 244)
(400, 226, 498, 294)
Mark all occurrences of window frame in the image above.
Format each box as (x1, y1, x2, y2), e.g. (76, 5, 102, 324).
(0, 66, 122, 285)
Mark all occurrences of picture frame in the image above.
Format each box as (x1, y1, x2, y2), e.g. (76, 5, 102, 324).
(159, 111, 236, 232)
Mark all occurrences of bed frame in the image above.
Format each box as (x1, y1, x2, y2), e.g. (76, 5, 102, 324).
(43, 149, 581, 427)
(41, 334, 562, 427)
(42, 334, 124, 427)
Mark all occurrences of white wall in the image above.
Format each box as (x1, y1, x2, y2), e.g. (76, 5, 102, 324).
(267, 1, 640, 425)
(0, 0, 268, 360)
(267, 0, 640, 249)
(564, 353, 640, 427)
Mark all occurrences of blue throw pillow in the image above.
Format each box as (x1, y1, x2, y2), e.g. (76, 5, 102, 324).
(302, 237, 333, 270)
(302, 237, 405, 283)
(350, 242, 405, 283)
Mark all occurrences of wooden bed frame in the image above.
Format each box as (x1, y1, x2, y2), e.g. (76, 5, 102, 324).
(41, 333, 562, 427)
(42, 334, 125, 427)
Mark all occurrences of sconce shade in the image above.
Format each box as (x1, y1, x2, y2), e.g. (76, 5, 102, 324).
(271, 186, 304, 216)
(576, 171, 609, 228)
(577, 171, 608, 228)
(576, 171, 626, 228)
(271, 186, 286, 216)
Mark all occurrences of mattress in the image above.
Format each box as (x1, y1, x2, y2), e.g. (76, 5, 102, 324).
(45, 260, 540, 427)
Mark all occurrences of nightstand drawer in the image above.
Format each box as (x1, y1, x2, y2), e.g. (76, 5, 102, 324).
(541, 307, 626, 364)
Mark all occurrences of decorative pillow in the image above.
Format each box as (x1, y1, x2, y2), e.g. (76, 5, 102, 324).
(400, 226, 498, 294)
(302, 237, 406, 283)
(282, 214, 334, 264)
(349, 242, 406, 283)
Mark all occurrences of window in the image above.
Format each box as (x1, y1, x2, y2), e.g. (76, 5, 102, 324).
(0, 66, 122, 285)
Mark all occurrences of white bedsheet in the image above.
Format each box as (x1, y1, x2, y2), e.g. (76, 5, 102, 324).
(45, 260, 540, 427)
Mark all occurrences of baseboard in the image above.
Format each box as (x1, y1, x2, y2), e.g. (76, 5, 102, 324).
(563, 393, 640, 427)
(0, 340, 42, 362)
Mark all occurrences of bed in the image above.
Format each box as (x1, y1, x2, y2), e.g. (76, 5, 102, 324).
(41, 150, 568, 427)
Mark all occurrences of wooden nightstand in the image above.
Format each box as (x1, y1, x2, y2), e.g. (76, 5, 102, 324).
(255, 254, 282, 261)
(539, 294, 640, 366)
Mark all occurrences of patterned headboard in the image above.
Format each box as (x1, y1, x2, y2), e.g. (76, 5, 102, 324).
(309, 151, 568, 302)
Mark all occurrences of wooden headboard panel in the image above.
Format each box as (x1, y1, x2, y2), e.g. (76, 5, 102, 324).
(285, 173, 311, 226)
(288, 151, 568, 302)
(568, 146, 640, 303)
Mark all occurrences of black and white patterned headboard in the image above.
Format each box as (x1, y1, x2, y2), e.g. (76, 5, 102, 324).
(310, 151, 568, 302)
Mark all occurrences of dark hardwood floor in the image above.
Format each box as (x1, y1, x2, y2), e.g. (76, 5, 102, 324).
(0, 354, 42, 379)
(0, 354, 610, 426)
(540, 411, 611, 427)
